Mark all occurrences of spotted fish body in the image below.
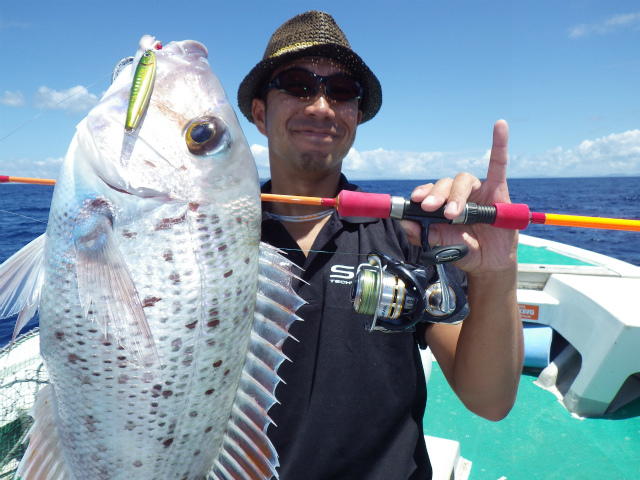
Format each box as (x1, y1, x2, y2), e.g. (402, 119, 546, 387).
(0, 36, 302, 480)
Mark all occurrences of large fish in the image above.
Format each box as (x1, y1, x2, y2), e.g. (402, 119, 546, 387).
(0, 36, 303, 479)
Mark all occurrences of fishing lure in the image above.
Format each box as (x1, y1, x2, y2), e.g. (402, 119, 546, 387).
(124, 49, 157, 134)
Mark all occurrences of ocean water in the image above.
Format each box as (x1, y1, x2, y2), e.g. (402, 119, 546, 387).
(0, 184, 52, 346)
(1, 177, 639, 346)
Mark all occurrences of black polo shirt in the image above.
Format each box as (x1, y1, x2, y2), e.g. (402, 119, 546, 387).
(262, 176, 468, 480)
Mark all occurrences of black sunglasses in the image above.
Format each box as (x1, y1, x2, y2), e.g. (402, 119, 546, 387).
(264, 68, 363, 102)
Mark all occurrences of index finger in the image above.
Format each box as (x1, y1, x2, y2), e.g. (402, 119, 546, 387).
(486, 119, 509, 185)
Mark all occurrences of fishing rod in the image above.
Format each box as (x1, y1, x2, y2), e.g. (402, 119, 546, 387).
(264, 190, 640, 232)
(2, 176, 640, 232)
(0, 176, 56, 186)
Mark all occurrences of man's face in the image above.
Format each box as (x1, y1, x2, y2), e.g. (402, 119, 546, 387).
(251, 57, 363, 178)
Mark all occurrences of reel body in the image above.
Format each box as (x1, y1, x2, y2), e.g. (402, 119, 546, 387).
(350, 251, 467, 332)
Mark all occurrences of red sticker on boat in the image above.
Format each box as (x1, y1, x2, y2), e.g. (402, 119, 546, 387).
(518, 304, 539, 321)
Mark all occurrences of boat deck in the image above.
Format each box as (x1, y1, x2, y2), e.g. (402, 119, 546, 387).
(424, 235, 640, 478)
(424, 361, 640, 480)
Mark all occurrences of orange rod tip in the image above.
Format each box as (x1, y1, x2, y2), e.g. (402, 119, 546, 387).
(1, 175, 56, 185)
(260, 193, 334, 207)
(544, 213, 640, 232)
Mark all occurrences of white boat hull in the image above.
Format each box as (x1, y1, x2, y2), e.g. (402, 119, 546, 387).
(517, 234, 640, 416)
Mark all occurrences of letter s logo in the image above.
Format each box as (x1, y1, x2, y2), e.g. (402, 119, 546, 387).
(330, 265, 355, 280)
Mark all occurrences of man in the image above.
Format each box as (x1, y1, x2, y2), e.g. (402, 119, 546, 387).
(237, 10, 523, 480)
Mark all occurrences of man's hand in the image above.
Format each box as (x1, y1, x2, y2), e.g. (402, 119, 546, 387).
(409, 120, 523, 421)
(401, 120, 517, 274)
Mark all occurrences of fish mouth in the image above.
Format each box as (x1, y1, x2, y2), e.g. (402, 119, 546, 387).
(99, 173, 177, 202)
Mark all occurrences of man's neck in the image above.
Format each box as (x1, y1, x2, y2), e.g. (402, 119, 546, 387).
(267, 168, 342, 217)
(265, 167, 343, 257)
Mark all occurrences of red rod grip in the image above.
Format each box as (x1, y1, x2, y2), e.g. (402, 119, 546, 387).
(0, 176, 9, 183)
(493, 203, 531, 230)
(337, 190, 392, 218)
(530, 212, 546, 224)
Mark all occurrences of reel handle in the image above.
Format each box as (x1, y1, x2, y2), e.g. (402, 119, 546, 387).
(403, 215, 469, 264)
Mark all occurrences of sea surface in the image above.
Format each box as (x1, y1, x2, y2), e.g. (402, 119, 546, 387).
(1, 177, 639, 346)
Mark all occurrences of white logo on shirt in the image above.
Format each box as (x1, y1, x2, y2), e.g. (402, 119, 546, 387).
(330, 264, 369, 285)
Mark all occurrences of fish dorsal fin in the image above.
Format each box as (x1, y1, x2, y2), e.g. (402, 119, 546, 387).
(211, 243, 305, 480)
(0, 234, 45, 348)
(16, 384, 72, 480)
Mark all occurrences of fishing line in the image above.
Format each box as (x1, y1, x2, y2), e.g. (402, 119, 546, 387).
(0, 72, 113, 143)
(276, 246, 371, 257)
(0, 209, 47, 224)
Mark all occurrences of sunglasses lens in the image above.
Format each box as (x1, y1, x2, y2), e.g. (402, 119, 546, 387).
(326, 76, 362, 101)
(275, 70, 362, 101)
(277, 70, 318, 97)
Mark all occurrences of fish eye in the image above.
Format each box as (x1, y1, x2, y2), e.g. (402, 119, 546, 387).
(185, 116, 229, 156)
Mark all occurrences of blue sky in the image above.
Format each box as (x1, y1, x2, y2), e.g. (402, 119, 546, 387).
(0, 0, 639, 181)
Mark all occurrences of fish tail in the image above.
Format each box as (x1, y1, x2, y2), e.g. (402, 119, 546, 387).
(16, 384, 72, 480)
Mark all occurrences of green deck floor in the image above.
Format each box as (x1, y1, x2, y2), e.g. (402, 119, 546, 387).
(423, 363, 640, 480)
(517, 244, 594, 267)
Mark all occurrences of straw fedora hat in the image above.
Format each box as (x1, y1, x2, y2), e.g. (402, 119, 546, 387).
(237, 10, 382, 124)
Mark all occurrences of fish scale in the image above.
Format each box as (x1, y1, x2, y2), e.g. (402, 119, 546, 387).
(0, 35, 303, 480)
(42, 211, 247, 477)
(40, 191, 263, 477)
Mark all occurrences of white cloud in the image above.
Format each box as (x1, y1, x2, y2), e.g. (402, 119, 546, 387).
(0, 156, 63, 181)
(250, 144, 270, 178)
(343, 147, 490, 180)
(342, 130, 640, 180)
(569, 11, 640, 38)
(33, 85, 99, 114)
(0, 90, 25, 107)
(509, 130, 640, 177)
(248, 143, 491, 181)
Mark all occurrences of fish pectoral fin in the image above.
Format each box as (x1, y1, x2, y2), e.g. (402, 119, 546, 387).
(0, 233, 45, 346)
(16, 384, 72, 480)
(74, 212, 158, 368)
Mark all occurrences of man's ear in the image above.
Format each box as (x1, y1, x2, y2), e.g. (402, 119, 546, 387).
(252, 98, 268, 136)
(357, 109, 363, 125)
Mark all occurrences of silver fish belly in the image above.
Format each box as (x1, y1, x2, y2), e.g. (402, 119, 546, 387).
(0, 36, 302, 480)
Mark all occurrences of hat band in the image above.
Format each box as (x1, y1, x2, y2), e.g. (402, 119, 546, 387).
(271, 41, 322, 58)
